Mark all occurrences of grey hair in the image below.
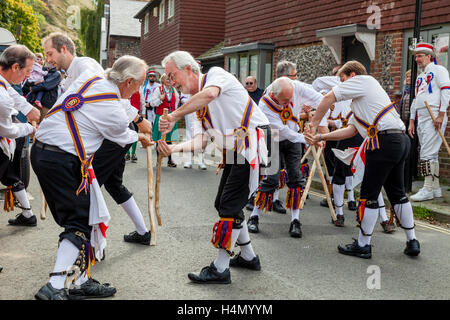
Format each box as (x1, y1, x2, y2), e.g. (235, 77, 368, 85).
(42, 32, 76, 55)
(161, 51, 200, 74)
(271, 77, 293, 96)
(276, 60, 296, 77)
(0, 45, 36, 70)
(105, 55, 148, 84)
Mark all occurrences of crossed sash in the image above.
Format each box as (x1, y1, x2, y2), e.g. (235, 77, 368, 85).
(352, 103, 394, 151)
(0, 80, 6, 90)
(341, 111, 353, 128)
(196, 73, 254, 153)
(45, 76, 119, 195)
(261, 95, 299, 126)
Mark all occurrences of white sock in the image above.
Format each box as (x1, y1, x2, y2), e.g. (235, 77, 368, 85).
(250, 206, 260, 218)
(214, 228, 240, 273)
(377, 193, 388, 222)
(237, 221, 256, 261)
(49, 239, 79, 289)
(273, 189, 279, 201)
(345, 175, 353, 190)
(14, 189, 33, 218)
(291, 209, 300, 222)
(394, 202, 416, 241)
(332, 184, 345, 216)
(357, 207, 378, 246)
(120, 197, 148, 235)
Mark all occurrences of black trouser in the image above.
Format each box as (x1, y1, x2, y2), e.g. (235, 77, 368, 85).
(360, 133, 410, 205)
(324, 140, 337, 180)
(331, 133, 363, 185)
(258, 140, 304, 193)
(92, 139, 133, 205)
(0, 137, 26, 192)
(31, 143, 90, 249)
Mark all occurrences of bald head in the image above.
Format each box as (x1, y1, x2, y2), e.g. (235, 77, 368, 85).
(245, 75, 257, 92)
(270, 77, 293, 106)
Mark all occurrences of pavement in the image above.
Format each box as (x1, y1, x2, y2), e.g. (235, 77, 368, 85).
(1, 145, 450, 300)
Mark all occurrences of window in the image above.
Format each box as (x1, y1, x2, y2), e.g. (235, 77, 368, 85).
(144, 12, 149, 34)
(225, 50, 273, 88)
(159, 0, 165, 25)
(168, 0, 175, 19)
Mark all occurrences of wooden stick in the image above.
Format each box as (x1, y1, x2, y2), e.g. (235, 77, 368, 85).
(299, 146, 321, 209)
(425, 101, 450, 156)
(320, 150, 333, 197)
(300, 145, 311, 163)
(40, 188, 46, 220)
(311, 145, 337, 221)
(146, 139, 157, 246)
(154, 108, 169, 226)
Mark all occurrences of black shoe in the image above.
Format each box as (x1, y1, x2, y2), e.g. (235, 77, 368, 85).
(0, 265, 2, 273)
(245, 197, 255, 211)
(167, 160, 177, 167)
(131, 154, 137, 163)
(272, 200, 286, 214)
(8, 213, 37, 227)
(124, 231, 150, 245)
(247, 216, 259, 233)
(289, 219, 302, 238)
(188, 262, 231, 284)
(347, 200, 357, 211)
(68, 278, 116, 300)
(338, 238, 372, 259)
(125, 154, 131, 161)
(320, 198, 334, 208)
(380, 220, 396, 233)
(229, 252, 261, 271)
(332, 214, 345, 227)
(404, 239, 420, 257)
(35, 283, 69, 300)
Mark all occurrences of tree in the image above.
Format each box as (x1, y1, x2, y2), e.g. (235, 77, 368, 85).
(0, 0, 42, 52)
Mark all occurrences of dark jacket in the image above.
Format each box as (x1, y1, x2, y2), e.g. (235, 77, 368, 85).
(248, 87, 264, 104)
(24, 67, 61, 108)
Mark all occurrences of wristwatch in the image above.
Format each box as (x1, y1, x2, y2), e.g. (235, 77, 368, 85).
(134, 115, 144, 124)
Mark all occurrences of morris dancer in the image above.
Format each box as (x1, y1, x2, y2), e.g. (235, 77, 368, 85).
(32, 56, 151, 300)
(157, 51, 270, 284)
(408, 42, 450, 201)
(306, 61, 420, 259)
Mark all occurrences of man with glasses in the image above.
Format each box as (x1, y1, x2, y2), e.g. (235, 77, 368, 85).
(245, 76, 264, 104)
(408, 42, 450, 202)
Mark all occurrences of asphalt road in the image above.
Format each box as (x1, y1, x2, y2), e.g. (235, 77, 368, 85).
(1, 145, 450, 300)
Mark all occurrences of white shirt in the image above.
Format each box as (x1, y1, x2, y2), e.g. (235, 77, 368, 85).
(65, 56, 137, 123)
(192, 67, 270, 151)
(0, 75, 34, 139)
(312, 76, 340, 93)
(332, 75, 405, 138)
(36, 71, 138, 157)
(410, 62, 450, 119)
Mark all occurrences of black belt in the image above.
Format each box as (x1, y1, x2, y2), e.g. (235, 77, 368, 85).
(34, 140, 68, 154)
(377, 130, 405, 135)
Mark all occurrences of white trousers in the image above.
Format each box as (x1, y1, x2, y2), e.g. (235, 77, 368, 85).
(416, 107, 447, 161)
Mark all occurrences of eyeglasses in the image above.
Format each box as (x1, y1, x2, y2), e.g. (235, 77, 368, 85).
(288, 73, 298, 78)
(245, 82, 254, 85)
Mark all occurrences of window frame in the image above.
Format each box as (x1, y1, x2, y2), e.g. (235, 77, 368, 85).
(159, 0, 165, 25)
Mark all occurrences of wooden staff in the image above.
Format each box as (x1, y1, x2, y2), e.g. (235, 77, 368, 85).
(146, 136, 157, 246)
(320, 150, 333, 197)
(299, 146, 321, 209)
(311, 145, 337, 221)
(300, 145, 311, 163)
(31, 120, 47, 220)
(425, 101, 450, 156)
(154, 108, 169, 226)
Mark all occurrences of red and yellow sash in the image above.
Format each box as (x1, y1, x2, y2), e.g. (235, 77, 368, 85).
(45, 76, 120, 195)
(352, 103, 394, 151)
